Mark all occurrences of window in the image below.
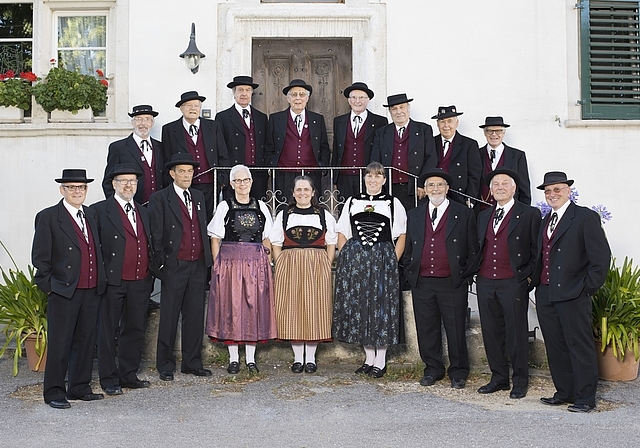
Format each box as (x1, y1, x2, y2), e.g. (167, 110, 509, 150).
(580, 0, 640, 119)
(56, 14, 106, 76)
(0, 2, 33, 73)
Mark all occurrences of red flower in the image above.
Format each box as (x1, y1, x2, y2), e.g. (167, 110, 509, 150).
(49, 58, 56, 63)
(5, 69, 15, 79)
(100, 79, 109, 87)
(96, 69, 104, 77)
(19, 71, 38, 82)
(0, 74, 5, 81)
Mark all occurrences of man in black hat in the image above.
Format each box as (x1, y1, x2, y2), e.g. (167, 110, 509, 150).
(473, 168, 541, 399)
(331, 82, 388, 202)
(92, 164, 156, 396)
(148, 153, 213, 381)
(216, 76, 269, 201)
(161, 91, 230, 221)
(102, 105, 167, 205)
(432, 105, 482, 207)
(533, 171, 610, 413)
(477, 117, 531, 210)
(265, 78, 330, 207)
(403, 168, 477, 389)
(371, 93, 437, 211)
(32, 169, 107, 409)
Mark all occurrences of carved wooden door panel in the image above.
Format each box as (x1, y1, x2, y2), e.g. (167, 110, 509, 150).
(252, 38, 353, 143)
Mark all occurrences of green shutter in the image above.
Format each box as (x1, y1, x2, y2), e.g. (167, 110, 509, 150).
(581, 0, 640, 119)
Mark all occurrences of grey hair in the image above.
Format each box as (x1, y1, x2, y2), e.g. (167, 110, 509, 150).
(287, 89, 311, 97)
(229, 164, 252, 181)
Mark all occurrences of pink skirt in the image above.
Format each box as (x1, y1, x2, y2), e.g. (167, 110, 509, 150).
(206, 242, 277, 342)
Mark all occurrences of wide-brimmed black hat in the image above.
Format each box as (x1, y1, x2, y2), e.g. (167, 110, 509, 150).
(175, 91, 206, 108)
(383, 93, 413, 108)
(479, 116, 511, 128)
(418, 168, 453, 187)
(227, 75, 259, 89)
(283, 79, 313, 96)
(128, 104, 158, 117)
(343, 82, 374, 99)
(107, 163, 144, 180)
(165, 153, 201, 170)
(536, 171, 574, 190)
(486, 167, 520, 188)
(55, 169, 94, 184)
(432, 105, 463, 120)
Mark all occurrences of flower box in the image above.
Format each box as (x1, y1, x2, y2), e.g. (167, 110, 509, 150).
(49, 107, 94, 123)
(0, 105, 24, 123)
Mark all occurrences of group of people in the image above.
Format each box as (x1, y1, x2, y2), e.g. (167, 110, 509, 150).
(31, 76, 611, 414)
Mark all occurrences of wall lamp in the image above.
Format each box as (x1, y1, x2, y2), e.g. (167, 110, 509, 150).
(179, 23, 206, 74)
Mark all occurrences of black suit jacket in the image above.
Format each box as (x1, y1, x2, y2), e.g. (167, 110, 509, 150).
(403, 200, 478, 289)
(331, 110, 388, 182)
(532, 202, 610, 301)
(91, 196, 157, 285)
(102, 134, 166, 203)
(265, 108, 331, 167)
(32, 200, 106, 298)
(479, 143, 531, 205)
(371, 119, 437, 195)
(148, 184, 213, 275)
(161, 117, 230, 185)
(472, 201, 542, 282)
(435, 132, 482, 205)
(215, 104, 268, 167)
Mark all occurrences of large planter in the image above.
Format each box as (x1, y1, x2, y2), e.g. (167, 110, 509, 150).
(49, 107, 93, 123)
(0, 105, 24, 123)
(24, 334, 47, 372)
(595, 340, 639, 381)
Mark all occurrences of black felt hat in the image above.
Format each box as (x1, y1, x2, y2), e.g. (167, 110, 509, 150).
(383, 93, 413, 108)
(227, 75, 259, 89)
(431, 105, 463, 120)
(107, 163, 144, 180)
(175, 91, 206, 108)
(485, 167, 520, 187)
(282, 79, 313, 96)
(479, 116, 510, 128)
(128, 104, 158, 117)
(343, 82, 374, 100)
(55, 169, 94, 183)
(418, 168, 453, 187)
(165, 153, 201, 170)
(536, 171, 574, 190)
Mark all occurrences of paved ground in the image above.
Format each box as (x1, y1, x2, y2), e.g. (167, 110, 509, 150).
(1, 355, 639, 447)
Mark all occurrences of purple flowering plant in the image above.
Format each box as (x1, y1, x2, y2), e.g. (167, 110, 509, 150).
(535, 187, 612, 224)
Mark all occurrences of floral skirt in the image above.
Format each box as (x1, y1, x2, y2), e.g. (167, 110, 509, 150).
(332, 239, 400, 346)
(206, 242, 277, 342)
(274, 248, 333, 341)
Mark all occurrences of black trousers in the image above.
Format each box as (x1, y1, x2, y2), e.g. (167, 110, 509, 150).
(98, 276, 153, 388)
(44, 288, 100, 403)
(411, 276, 469, 380)
(156, 258, 207, 374)
(536, 285, 598, 406)
(191, 182, 214, 222)
(477, 276, 530, 387)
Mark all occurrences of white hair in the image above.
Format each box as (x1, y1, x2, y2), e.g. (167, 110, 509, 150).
(229, 164, 252, 181)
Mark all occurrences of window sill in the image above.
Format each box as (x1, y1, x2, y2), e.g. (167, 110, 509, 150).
(564, 119, 640, 128)
(0, 122, 132, 138)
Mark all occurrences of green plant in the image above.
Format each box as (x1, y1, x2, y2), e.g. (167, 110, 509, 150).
(0, 70, 39, 110)
(0, 240, 48, 375)
(592, 257, 640, 361)
(32, 66, 107, 113)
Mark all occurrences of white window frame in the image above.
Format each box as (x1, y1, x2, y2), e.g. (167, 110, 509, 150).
(54, 10, 107, 77)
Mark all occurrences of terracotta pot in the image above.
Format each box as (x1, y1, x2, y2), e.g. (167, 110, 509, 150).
(24, 334, 47, 372)
(595, 340, 639, 381)
(49, 107, 93, 123)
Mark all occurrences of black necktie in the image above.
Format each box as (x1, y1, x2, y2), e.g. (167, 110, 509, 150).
(353, 115, 362, 137)
(295, 115, 302, 134)
(431, 207, 438, 225)
(242, 109, 249, 119)
(490, 149, 496, 163)
(124, 202, 136, 224)
(494, 207, 504, 227)
(76, 209, 88, 242)
(189, 124, 198, 137)
(443, 140, 450, 157)
(183, 190, 192, 217)
(398, 126, 405, 139)
(549, 212, 558, 233)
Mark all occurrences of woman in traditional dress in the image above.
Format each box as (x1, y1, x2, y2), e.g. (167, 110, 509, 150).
(333, 162, 407, 378)
(270, 176, 337, 373)
(206, 164, 276, 374)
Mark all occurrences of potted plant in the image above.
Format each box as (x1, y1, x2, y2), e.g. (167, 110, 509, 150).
(0, 70, 39, 122)
(592, 257, 640, 381)
(0, 240, 48, 375)
(32, 64, 108, 120)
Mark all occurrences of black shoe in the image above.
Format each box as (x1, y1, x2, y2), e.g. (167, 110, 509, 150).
(68, 393, 104, 401)
(181, 367, 212, 377)
(540, 396, 566, 406)
(419, 375, 440, 387)
(49, 398, 71, 409)
(510, 386, 527, 399)
(227, 362, 240, 374)
(291, 362, 304, 373)
(355, 364, 373, 375)
(477, 382, 510, 394)
(369, 366, 386, 378)
(121, 379, 151, 389)
(568, 403, 595, 413)
(159, 371, 174, 381)
(304, 362, 317, 373)
(451, 378, 466, 389)
(104, 386, 123, 396)
(247, 363, 259, 374)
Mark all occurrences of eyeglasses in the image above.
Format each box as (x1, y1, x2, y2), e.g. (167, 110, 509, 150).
(544, 186, 568, 195)
(287, 92, 308, 98)
(132, 117, 154, 123)
(349, 96, 369, 101)
(484, 129, 505, 135)
(115, 179, 139, 185)
(426, 182, 447, 189)
(232, 178, 252, 185)
(62, 185, 88, 192)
